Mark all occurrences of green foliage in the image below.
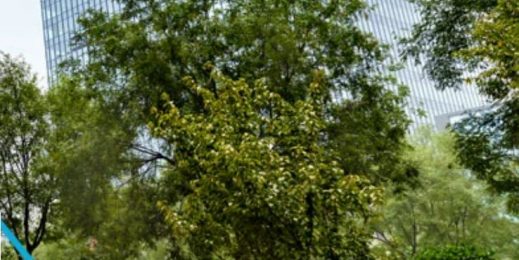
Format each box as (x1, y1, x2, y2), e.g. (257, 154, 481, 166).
(17, 0, 415, 256)
(151, 71, 381, 258)
(32, 235, 96, 260)
(33, 235, 170, 260)
(46, 76, 132, 232)
(74, 0, 411, 177)
(4, 0, 518, 258)
(416, 245, 494, 260)
(45, 76, 166, 259)
(463, 0, 519, 100)
(11, 0, 519, 258)
(405, 0, 519, 212)
(1, 241, 19, 260)
(403, 0, 498, 90)
(372, 129, 519, 259)
(76, 0, 385, 111)
(0, 52, 56, 255)
(453, 109, 519, 213)
(453, 0, 519, 213)
(72, 0, 411, 188)
(49, 0, 412, 255)
(326, 77, 412, 185)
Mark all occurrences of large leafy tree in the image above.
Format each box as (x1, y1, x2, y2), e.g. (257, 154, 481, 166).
(51, 0, 411, 253)
(152, 71, 381, 258)
(372, 129, 519, 259)
(71, 0, 410, 183)
(403, 0, 498, 90)
(45, 77, 165, 258)
(0, 53, 57, 255)
(404, 0, 519, 211)
(77, 0, 385, 109)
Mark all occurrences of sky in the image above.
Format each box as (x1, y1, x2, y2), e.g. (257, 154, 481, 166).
(0, 0, 47, 88)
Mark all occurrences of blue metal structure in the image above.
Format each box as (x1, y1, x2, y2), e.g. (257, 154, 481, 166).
(1, 220, 33, 260)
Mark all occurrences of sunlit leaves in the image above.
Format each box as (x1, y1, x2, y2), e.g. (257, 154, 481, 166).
(372, 130, 519, 259)
(151, 71, 380, 258)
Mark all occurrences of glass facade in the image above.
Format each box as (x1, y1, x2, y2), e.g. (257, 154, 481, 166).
(41, 0, 487, 129)
(359, 0, 488, 129)
(40, 0, 121, 84)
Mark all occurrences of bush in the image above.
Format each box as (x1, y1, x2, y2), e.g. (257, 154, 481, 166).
(416, 245, 494, 260)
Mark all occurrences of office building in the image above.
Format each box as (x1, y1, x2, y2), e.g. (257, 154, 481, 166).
(358, 0, 488, 129)
(40, 0, 120, 84)
(41, 0, 487, 129)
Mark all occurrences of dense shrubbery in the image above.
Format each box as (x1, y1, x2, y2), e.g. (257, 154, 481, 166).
(416, 245, 494, 260)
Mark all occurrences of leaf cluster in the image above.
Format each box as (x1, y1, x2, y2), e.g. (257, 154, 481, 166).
(152, 71, 381, 259)
(404, 0, 519, 213)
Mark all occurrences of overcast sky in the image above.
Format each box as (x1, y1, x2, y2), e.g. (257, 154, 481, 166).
(0, 0, 47, 88)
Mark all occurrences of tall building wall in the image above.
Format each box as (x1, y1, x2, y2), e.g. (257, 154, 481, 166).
(40, 0, 487, 129)
(40, 0, 120, 84)
(358, 0, 488, 129)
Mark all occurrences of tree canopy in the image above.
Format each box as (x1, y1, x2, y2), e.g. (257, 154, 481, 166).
(68, 0, 412, 185)
(372, 129, 519, 259)
(48, 1, 418, 255)
(404, 0, 519, 212)
(152, 70, 381, 258)
(0, 53, 56, 255)
(9, 0, 519, 258)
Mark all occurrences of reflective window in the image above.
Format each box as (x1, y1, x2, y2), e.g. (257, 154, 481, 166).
(359, 0, 487, 130)
(41, 0, 122, 85)
(41, 0, 487, 129)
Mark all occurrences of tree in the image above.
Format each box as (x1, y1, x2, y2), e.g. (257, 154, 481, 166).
(45, 76, 165, 259)
(71, 0, 410, 183)
(453, 0, 519, 213)
(404, 0, 519, 212)
(52, 0, 411, 253)
(76, 0, 387, 110)
(326, 78, 412, 186)
(371, 129, 519, 259)
(151, 71, 381, 258)
(0, 53, 57, 256)
(403, 0, 498, 90)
